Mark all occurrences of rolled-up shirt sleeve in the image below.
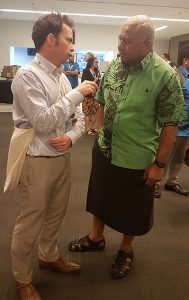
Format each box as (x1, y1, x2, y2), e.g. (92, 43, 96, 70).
(13, 72, 84, 134)
(156, 73, 187, 127)
(65, 104, 85, 146)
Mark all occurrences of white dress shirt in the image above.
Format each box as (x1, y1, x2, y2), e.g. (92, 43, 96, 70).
(12, 54, 85, 156)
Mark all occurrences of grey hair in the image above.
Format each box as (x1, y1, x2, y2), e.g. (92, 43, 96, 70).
(123, 15, 155, 43)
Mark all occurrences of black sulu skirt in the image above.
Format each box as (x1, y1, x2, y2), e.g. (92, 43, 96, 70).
(86, 140, 155, 236)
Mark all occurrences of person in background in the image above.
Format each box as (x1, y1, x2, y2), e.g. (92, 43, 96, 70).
(11, 13, 98, 300)
(81, 51, 95, 79)
(155, 52, 178, 198)
(64, 53, 80, 88)
(82, 57, 101, 135)
(69, 15, 185, 280)
(164, 48, 189, 196)
(161, 52, 177, 70)
(84, 52, 95, 62)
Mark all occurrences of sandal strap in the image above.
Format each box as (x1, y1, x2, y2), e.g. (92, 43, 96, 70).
(69, 234, 105, 252)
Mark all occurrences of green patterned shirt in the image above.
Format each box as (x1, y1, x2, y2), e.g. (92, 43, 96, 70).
(96, 51, 186, 169)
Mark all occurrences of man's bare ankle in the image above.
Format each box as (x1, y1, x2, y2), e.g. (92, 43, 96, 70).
(119, 246, 133, 253)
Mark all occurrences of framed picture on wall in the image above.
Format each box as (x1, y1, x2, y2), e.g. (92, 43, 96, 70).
(27, 48, 37, 56)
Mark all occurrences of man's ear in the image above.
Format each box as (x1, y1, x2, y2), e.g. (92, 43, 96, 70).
(46, 33, 56, 47)
(144, 39, 153, 50)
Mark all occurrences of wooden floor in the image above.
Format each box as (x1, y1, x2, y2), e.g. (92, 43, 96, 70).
(1, 112, 189, 300)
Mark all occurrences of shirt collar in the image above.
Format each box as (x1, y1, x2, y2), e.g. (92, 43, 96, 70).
(35, 53, 63, 75)
(122, 51, 153, 72)
(141, 51, 153, 70)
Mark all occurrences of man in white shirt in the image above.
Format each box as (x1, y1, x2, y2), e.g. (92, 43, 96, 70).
(11, 13, 98, 300)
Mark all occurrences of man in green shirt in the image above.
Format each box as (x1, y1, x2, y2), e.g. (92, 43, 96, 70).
(69, 15, 185, 279)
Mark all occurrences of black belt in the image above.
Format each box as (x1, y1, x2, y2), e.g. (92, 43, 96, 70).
(26, 154, 65, 158)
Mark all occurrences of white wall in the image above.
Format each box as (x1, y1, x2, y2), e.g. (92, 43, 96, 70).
(154, 39, 170, 56)
(75, 23, 120, 54)
(0, 19, 169, 71)
(0, 20, 34, 71)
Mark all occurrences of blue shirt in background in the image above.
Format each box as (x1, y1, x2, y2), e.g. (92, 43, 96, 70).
(177, 65, 189, 137)
(64, 62, 80, 89)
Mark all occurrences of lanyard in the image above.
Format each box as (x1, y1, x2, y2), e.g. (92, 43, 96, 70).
(89, 69, 97, 79)
(68, 63, 74, 71)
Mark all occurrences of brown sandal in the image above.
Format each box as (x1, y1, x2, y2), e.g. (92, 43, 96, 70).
(86, 130, 95, 136)
(69, 234, 105, 252)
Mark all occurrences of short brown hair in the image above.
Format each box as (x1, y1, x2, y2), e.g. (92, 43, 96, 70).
(86, 56, 97, 69)
(32, 13, 74, 51)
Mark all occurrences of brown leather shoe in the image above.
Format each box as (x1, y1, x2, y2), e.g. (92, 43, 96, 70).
(16, 282, 41, 300)
(39, 257, 81, 273)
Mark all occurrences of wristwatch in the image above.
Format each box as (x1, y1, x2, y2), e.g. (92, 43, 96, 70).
(154, 160, 166, 168)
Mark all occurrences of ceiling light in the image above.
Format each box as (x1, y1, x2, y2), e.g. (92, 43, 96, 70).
(155, 26, 168, 31)
(0, 9, 189, 23)
(152, 17, 189, 22)
(0, 9, 51, 14)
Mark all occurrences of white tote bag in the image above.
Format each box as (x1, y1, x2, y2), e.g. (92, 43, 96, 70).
(4, 77, 63, 193)
(4, 127, 35, 192)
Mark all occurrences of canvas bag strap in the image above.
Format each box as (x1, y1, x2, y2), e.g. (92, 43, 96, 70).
(55, 75, 63, 104)
(30, 60, 63, 105)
